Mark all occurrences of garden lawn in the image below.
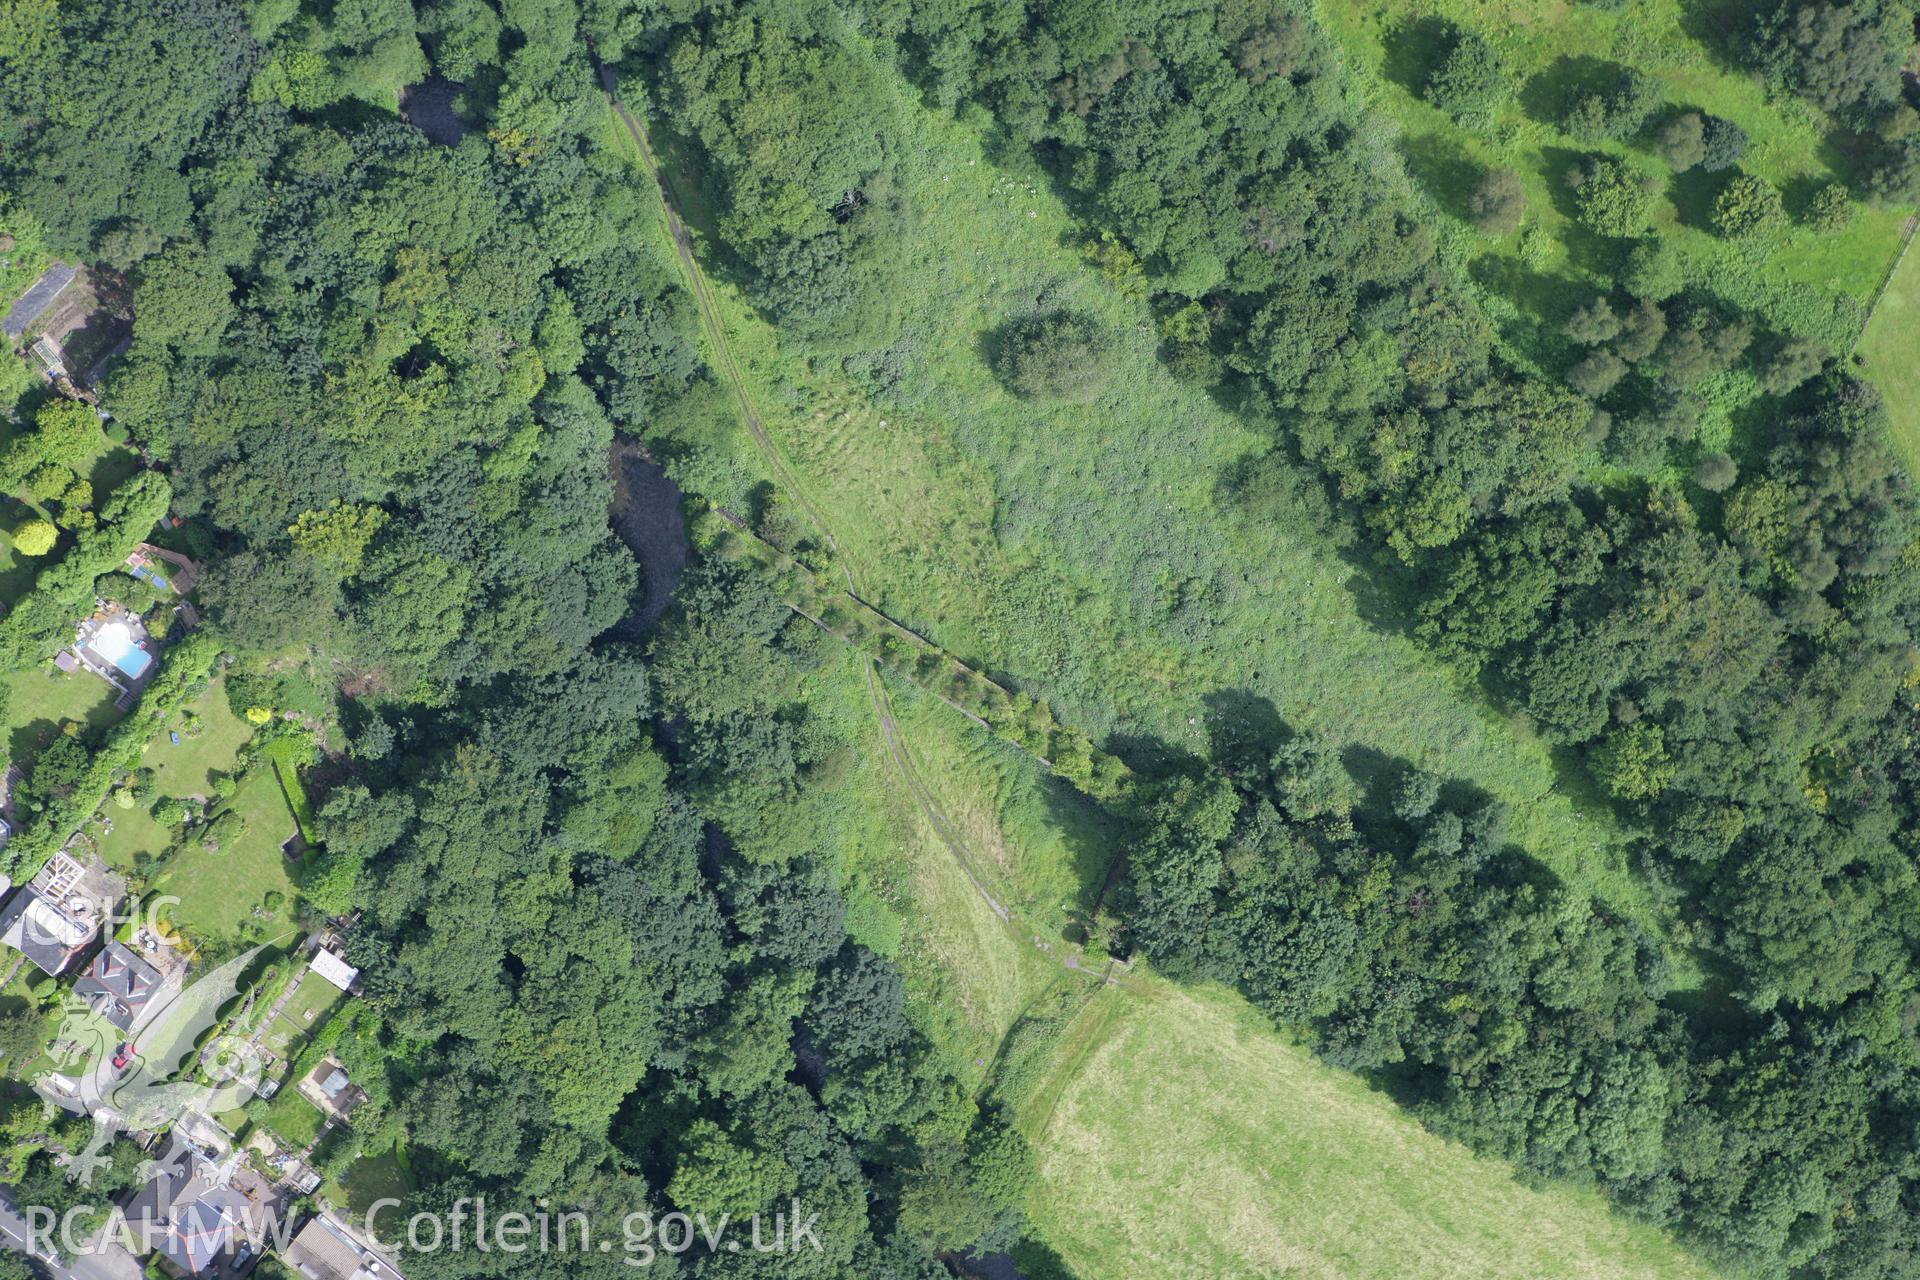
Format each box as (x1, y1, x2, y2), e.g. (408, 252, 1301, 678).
(151, 769, 301, 942)
(95, 677, 255, 871)
(264, 972, 343, 1059)
(1858, 234, 1920, 473)
(4, 662, 122, 773)
(324, 1142, 415, 1222)
(261, 1087, 325, 1149)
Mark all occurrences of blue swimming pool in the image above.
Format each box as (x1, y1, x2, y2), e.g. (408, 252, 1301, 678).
(91, 622, 152, 680)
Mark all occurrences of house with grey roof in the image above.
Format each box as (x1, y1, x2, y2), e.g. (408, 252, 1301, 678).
(73, 939, 163, 1031)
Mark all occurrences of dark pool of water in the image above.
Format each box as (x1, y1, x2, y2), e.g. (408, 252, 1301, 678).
(610, 442, 688, 632)
(403, 77, 475, 147)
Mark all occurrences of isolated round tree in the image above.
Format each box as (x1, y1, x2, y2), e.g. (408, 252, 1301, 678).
(11, 518, 56, 557)
(1805, 183, 1853, 232)
(1621, 239, 1684, 300)
(1422, 26, 1505, 120)
(991, 310, 1116, 402)
(1712, 174, 1784, 239)
(1699, 115, 1748, 171)
(1695, 451, 1738, 492)
(1655, 112, 1707, 170)
(1571, 158, 1655, 238)
(1468, 166, 1526, 236)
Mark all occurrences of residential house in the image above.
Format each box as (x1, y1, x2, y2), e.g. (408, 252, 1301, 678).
(297, 1055, 363, 1122)
(0, 851, 118, 976)
(0, 887, 91, 976)
(124, 1132, 258, 1276)
(0, 852, 105, 976)
(126, 544, 199, 596)
(72, 939, 162, 1031)
(282, 1212, 405, 1280)
(308, 946, 358, 994)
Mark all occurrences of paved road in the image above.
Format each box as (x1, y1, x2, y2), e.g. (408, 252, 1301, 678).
(0, 1189, 143, 1280)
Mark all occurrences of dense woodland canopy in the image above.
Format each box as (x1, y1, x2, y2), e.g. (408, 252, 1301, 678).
(8, 0, 1920, 1276)
(1, 0, 1026, 1273)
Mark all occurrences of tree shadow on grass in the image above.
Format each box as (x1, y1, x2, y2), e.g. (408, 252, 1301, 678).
(1467, 255, 1587, 353)
(1398, 131, 1482, 222)
(1379, 16, 1450, 96)
(1102, 731, 1205, 781)
(1519, 56, 1634, 130)
(1038, 756, 1132, 919)
(1007, 1236, 1082, 1280)
(1545, 737, 1634, 826)
(1330, 541, 1429, 640)
(1200, 687, 1292, 778)
(6, 716, 60, 774)
(1338, 742, 1409, 820)
(88, 446, 139, 500)
(1668, 164, 1732, 233)
(1780, 172, 1836, 223)
(1672, 0, 1760, 72)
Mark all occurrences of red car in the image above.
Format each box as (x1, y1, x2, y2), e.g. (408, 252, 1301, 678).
(112, 1043, 136, 1073)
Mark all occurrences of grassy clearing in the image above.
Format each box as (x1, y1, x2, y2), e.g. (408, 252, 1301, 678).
(262, 1085, 326, 1148)
(861, 673, 1110, 1085)
(1322, 0, 1907, 355)
(615, 61, 1674, 943)
(1019, 977, 1716, 1280)
(266, 972, 343, 1057)
(1857, 231, 1920, 471)
(606, 57, 1719, 1275)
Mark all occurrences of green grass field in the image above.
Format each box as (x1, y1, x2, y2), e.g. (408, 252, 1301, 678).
(262, 1085, 327, 1148)
(606, 49, 1725, 1277)
(847, 636, 1717, 1280)
(1019, 978, 1715, 1280)
(265, 971, 343, 1057)
(3, 663, 122, 772)
(1857, 232, 1920, 471)
(326, 1142, 415, 1221)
